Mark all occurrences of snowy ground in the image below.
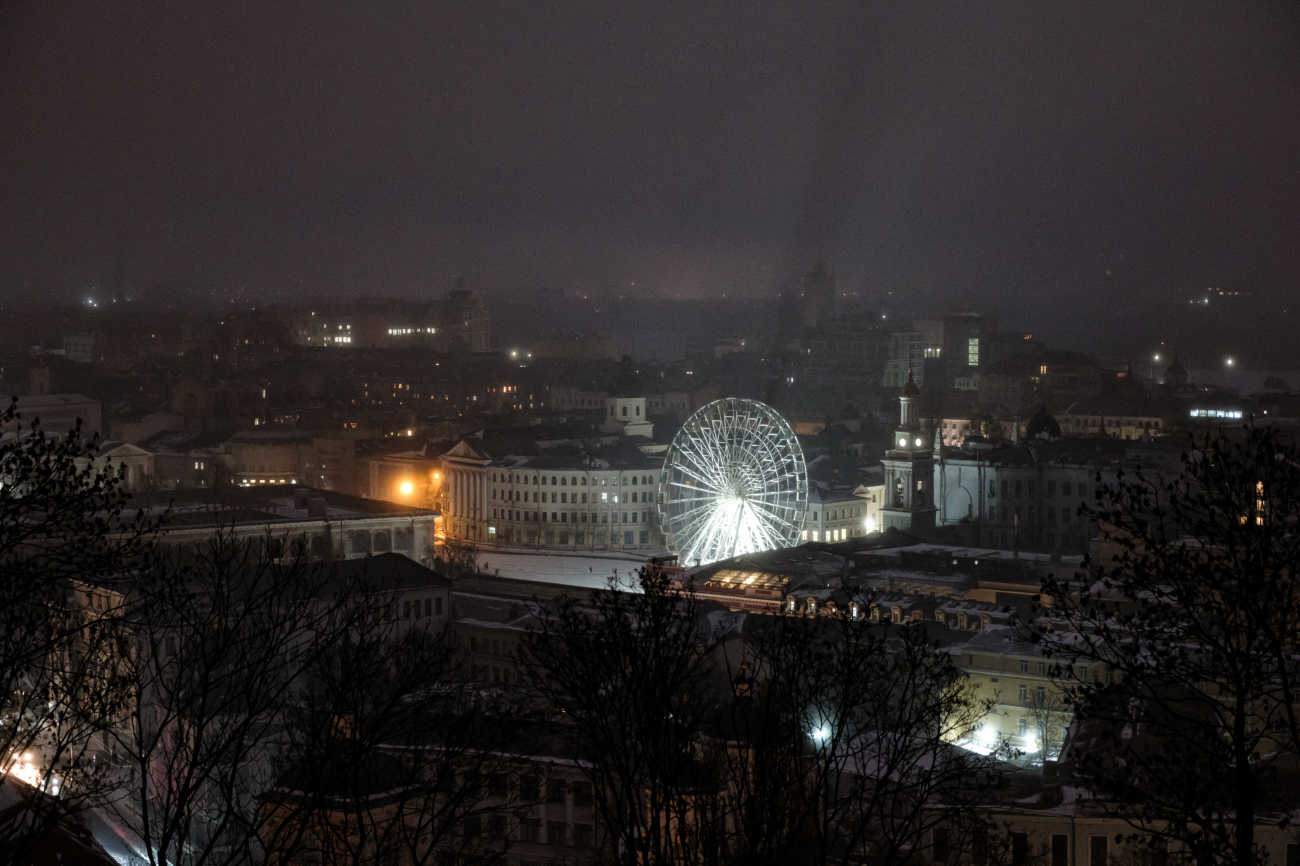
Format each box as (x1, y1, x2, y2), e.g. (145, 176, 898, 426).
(472, 549, 655, 591)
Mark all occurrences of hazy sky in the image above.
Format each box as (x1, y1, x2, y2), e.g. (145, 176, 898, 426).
(2, 2, 1298, 317)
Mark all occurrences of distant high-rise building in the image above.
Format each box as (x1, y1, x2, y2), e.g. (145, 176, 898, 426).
(62, 333, 101, 364)
(800, 260, 836, 329)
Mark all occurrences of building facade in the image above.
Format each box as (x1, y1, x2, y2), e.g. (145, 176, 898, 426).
(439, 439, 667, 553)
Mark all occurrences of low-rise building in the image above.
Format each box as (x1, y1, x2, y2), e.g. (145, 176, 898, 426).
(1056, 401, 1166, 439)
(934, 426, 1184, 554)
(7, 393, 103, 437)
(124, 486, 439, 563)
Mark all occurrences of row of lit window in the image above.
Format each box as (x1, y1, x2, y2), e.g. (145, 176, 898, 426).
(491, 509, 651, 524)
(491, 472, 654, 486)
(1190, 409, 1243, 419)
(808, 506, 862, 522)
(495, 489, 656, 504)
(387, 327, 436, 335)
(239, 478, 298, 485)
(801, 528, 855, 542)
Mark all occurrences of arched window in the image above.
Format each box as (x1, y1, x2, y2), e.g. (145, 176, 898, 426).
(351, 533, 369, 555)
(394, 529, 413, 552)
(373, 531, 391, 553)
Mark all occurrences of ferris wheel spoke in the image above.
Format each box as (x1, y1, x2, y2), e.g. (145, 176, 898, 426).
(668, 475, 729, 499)
(736, 504, 786, 556)
(675, 504, 730, 546)
(671, 503, 722, 539)
(743, 506, 789, 547)
(680, 449, 730, 486)
(678, 436, 730, 481)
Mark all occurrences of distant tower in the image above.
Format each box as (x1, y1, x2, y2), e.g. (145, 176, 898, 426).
(601, 355, 653, 438)
(800, 260, 836, 329)
(880, 372, 936, 535)
(1164, 355, 1188, 390)
(29, 361, 50, 396)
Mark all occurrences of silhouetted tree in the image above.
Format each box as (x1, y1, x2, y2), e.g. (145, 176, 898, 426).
(517, 570, 721, 865)
(264, 583, 536, 866)
(110, 530, 366, 866)
(1035, 426, 1300, 866)
(711, 595, 1008, 866)
(0, 401, 162, 858)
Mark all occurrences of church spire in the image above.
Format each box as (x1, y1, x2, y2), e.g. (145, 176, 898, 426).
(899, 371, 920, 429)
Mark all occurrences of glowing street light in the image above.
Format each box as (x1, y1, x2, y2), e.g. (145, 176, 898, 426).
(399, 480, 415, 496)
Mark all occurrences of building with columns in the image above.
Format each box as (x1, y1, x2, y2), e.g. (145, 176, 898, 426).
(438, 438, 666, 553)
(440, 440, 492, 542)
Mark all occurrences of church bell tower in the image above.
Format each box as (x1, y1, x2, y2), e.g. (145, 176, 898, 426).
(880, 372, 936, 535)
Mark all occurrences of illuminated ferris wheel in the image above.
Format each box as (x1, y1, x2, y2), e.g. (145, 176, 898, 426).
(660, 398, 808, 567)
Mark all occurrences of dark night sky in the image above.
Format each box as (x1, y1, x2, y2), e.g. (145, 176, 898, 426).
(2, 2, 1298, 323)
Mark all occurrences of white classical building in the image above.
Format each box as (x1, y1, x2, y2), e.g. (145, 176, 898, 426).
(440, 437, 666, 553)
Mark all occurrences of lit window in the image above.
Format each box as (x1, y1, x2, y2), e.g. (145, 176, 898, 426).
(967, 337, 980, 366)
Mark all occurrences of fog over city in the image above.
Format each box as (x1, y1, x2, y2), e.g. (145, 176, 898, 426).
(3, 3, 1299, 349)
(3, 5, 1300, 866)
